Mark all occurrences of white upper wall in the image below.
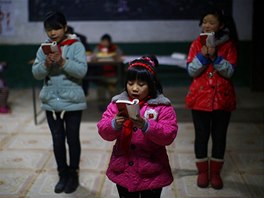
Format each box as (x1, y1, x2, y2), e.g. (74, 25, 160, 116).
(0, 0, 253, 44)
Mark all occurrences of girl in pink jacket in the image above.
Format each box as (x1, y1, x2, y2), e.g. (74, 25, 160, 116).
(97, 56, 178, 198)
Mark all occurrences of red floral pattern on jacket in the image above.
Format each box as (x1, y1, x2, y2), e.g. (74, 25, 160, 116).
(185, 36, 237, 112)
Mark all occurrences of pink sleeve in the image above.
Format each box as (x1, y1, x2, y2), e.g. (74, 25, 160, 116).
(144, 105, 178, 146)
(97, 102, 121, 141)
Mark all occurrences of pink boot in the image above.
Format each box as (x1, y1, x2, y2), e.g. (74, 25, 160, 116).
(196, 158, 209, 188)
(210, 158, 224, 189)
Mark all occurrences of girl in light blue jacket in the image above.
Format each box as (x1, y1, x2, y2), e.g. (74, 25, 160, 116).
(32, 11, 87, 194)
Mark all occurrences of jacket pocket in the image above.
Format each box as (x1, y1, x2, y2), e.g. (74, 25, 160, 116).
(185, 90, 196, 108)
(109, 145, 127, 173)
(185, 83, 199, 108)
(137, 155, 163, 176)
(58, 87, 85, 103)
(216, 80, 236, 110)
(39, 87, 55, 102)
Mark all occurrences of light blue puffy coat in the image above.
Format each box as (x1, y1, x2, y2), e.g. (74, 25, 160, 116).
(32, 35, 87, 112)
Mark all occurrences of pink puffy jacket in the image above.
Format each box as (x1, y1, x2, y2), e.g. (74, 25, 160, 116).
(97, 92, 178, 192)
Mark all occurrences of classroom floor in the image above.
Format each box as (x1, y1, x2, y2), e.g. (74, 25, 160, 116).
(0, 86, 263, 198)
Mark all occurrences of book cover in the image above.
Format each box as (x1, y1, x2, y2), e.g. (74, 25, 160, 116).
(116, 99, 140, 119)
(41, 41, 59, 55)
(200, 32, 215, 47)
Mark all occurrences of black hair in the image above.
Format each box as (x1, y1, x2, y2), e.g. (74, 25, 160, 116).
(125, 58, 163, 98)
(101, 33, 112, 43)
(67, 25, 74, 34)
(142, 54, 159, 68)
(43, 11, 67, 30)
(199, 7, 239, 44)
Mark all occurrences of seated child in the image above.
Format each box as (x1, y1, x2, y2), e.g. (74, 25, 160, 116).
(91, 33, 123, 111)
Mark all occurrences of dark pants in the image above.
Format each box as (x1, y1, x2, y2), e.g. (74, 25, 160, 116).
(116, 185, 162, 198)
(46, 110, 82, 171)
(191, 110, 231, 159)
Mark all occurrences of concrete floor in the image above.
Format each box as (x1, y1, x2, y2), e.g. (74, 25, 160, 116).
(0, 86, 263, 198)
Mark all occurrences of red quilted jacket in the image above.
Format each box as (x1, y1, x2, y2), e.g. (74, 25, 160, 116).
(185, 36, 237, 112)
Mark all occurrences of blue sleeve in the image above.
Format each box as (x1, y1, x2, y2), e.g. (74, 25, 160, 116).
(213, 56, 235, 78)
(32, 47, 50, 80)
(187, 53, 210, 77)
(141, 120, 149, 133)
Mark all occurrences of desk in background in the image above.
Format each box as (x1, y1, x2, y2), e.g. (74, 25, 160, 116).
(85, 60, 125, 89)
(122, 54, 187, 69)
(87, 53, 187, 69)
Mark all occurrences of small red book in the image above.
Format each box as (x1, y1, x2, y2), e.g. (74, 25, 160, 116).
(200, 32, 215, 47)
(41, 41, 59, 55)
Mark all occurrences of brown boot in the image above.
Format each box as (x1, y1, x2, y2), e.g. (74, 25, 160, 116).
(196, 158, 209, 188)
(210, 158, 224, 189)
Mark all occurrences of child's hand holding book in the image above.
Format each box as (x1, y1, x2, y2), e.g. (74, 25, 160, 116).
(116, 98, 147, 130)
(42, 41, 65, 67)
(116, 99, 140, 119)
(200, 32, 216, 47)
(41, 41, 59, 55)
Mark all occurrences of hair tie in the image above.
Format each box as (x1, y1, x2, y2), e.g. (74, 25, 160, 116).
(128, 62, 155, 75)
(141, 57, 155, 67)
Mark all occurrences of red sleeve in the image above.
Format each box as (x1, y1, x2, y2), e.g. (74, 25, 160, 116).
(187, 37, 201, 64)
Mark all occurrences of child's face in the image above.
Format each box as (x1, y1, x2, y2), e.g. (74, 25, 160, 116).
(45, 26, 67, 43)
(127, 80, 149, 101)
(100, 39, 110, 48)
(201, 14, 224, 33)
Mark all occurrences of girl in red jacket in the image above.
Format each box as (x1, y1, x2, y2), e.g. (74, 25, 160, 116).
(185, 8, 238, 189)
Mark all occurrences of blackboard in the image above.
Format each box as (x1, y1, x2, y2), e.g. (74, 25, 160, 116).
(28, 0, 232, 21)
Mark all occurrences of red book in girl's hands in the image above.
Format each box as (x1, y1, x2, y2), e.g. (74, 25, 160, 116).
(41, 41, 59, 55)
(200, 32, 215, 47)
(116, 99, 140, 119)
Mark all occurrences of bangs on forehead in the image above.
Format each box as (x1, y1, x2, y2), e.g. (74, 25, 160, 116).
(44, 21, 64, 30)
(126, 67, 150, 82)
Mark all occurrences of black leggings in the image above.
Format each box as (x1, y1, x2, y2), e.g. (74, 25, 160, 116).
(192, 110, 231, 159)
(116, 185, 162, 198)
(46, 110, 82, 170)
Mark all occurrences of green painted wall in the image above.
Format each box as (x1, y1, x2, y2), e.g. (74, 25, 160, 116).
(0, 41, 252, 88)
